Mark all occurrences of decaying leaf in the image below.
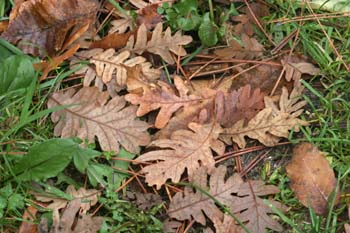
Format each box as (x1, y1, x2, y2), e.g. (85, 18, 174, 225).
(124, 23, 192, 64)
(50, 198, 103, 233)
(136, 122, 224, 189)
(90, 48, 160, 84)
(19, 206, 38, 233)
(70, 48, 160, 96)
(215, 85, 265, 127)
(32, 185, 100, 213)
(48, 87, 150, 153)
(220, 86, 308, 148)
(137, 4, 163, 30)
(168, 165, 285, 233)
(125, 76, 201, 128)
(286, 143, 339, 215)
(1, 0, 98, 57)
(89, 32, 132, 50)
(109, 11, 134, 34)
(215, 33, 264, 60)
(282, 57, 320, 82)
(129, 0, 173, 9)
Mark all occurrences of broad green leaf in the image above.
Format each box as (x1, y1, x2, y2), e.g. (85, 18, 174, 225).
(73, 146, 100, 173)
(0, 184, 13, 197)
(0, 55, 34, 95)
(0, 38, 23, 62)
(177, 14, 202, 31)
(198, 13, 218, 47)
(13, 138, 89, 181)
(112, 149, 136, 188)
(87, 164, 113, 187)
(7, 194, 24, 211)
(174, 0, 198, 15)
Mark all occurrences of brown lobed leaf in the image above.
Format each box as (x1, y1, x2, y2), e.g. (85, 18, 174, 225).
(136, 122, 224, 189)
(155, 84, 264, 138)
(70, 48, 160, 96)
(108, 10, 134, 34)
(282, 56, 320, 82)
(286, 143, 339, 215)
(49, 199, 103, 233)
(89, 32, 132, 50)
(19, 206, 38, 233)
(215, 33, 264, 60)
(32, 185, 100, 213)
(124, 23, 192, 64)
(48, 87, 150, 153)
(1, 0, 98, 57)
(220, 86, 308, 148)
(214, 85, 265, 127)
(168, 165, 285, 233)
(137, 4, 163, 30)
(125, 76, 201, 128)
(90, 49, 160, 85)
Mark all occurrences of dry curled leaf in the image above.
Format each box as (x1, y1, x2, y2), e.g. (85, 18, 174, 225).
(89, 32, 132, 50)
(282, 56, 320, 82)
(50, 199, 103, 233)
(48, 87, 150, 153)
(109, 11, 134, 34)
(124, 23, 192, 64)
(1, 0, 98, 57)
(32, 185, 100, 213)
(125, 76, 201, 128)
(286, 143, 339, 215)
(137, 4, 163, 30)
(19, 206, 38, 233)
(168, 165, 285, 233)
(221, 86, 308, 148)
(90, 49, 159, 85)
(215, 33, 264, 60)
(70, 48, 160, 96)
(136, 122, 224, 189)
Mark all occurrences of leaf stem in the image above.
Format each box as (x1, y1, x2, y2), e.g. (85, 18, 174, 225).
(208, 0, 214, 21)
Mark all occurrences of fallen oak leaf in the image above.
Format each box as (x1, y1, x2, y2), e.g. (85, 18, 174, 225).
(124, 23, 192, 64)
(19, 206, 38, 233)
(50, 198, 103, 233)
(70, 48, 160, 96)
(1, 0, 98, 57)
(125, 76, 201, 128)
(89, 32, 132, 50)
(136, 122, 224, 189)
(286, 143, 339, 215)
(48, 86, 150, 153)
(168, 165, 285, 233)
(220, 86, 308, 148)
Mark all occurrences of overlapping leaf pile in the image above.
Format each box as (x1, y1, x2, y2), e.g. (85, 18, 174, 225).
(0, 0, 320, 232)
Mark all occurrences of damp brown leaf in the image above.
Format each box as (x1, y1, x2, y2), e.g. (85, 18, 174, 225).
(48, 87, 150, 153)
(136, 122, 224, 189)
(124, 23, 192, 64)
(1, 0, 98, 57)
(215, 85, 265, 127)
(168, 165, 285, 233)
(220, 86, 308, 148)
(286, 143, 339, 215)
(125, 76, 201, 128)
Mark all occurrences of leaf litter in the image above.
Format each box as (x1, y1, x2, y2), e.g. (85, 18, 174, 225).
(0, 0, 335, 232)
